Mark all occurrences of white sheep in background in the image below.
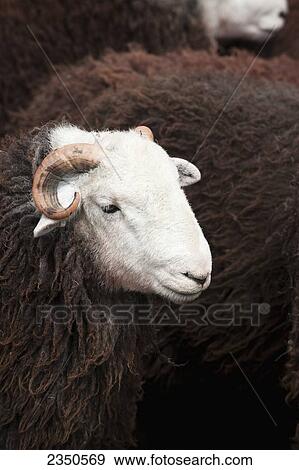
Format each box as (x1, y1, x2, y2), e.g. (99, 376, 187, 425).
(201, 0, 288, 42)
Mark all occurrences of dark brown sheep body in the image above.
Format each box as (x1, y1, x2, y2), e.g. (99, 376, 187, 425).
(0, 0, 208, 135)
(91, 70, 299, 447)
(87, 69, 299, 447)
(0, 128, 155, 449)
(10, 49, 299, 136)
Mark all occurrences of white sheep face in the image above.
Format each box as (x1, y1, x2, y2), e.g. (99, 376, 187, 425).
(201, 0, 288, 42)
(34, 125, 212, 304)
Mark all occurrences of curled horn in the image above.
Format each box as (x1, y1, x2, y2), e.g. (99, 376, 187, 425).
(32, 143, 102, 220)
(135, 126, 154, 141)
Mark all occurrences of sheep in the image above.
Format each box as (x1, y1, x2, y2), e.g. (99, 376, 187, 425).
(0, 0, 288, 136)
(10, 48, 299, 136)
(13, 64, 299, 446)
(0, 122, 212, 449)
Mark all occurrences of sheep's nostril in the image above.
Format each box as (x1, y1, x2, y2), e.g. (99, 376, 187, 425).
(279, 11, 288, 20)
(183, 272, 208, 286)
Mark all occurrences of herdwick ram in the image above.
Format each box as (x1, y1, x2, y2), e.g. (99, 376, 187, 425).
(13, 66, 299, 446)
(0, 0, 288, 135)
(0, 123, 211, 449)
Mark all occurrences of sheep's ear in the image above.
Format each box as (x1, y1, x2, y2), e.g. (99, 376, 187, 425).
(134, 126, 154, 141)
(33, 183, 76, 238)
(172, 158, 201, 187)
(34, 216, 66, 238)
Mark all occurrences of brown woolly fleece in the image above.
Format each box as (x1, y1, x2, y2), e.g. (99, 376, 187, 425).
(10, 48, 299, 136)
(0, 0, 208, 135)
(0, 127, 155, 449)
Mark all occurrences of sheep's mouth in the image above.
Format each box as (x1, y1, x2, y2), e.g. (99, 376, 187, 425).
(158, 284, 203, 304)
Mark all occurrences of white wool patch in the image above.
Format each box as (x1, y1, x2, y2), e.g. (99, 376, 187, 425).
(200, 0, 288, 42)
(49, 124, 97, 150)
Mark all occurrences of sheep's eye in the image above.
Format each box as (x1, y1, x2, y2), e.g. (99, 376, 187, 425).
(102, 204, 120, 214)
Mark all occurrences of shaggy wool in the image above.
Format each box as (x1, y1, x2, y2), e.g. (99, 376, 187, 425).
(0, 127, 155, 449)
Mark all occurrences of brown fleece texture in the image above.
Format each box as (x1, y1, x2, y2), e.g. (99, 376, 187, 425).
(10, 48, 299, 136)
(0, 126, 155, 449)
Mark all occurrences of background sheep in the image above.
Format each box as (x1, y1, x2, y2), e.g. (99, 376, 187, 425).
(100, 71, 298, 448)
(0, 0, 288, 137)
(105, 73, 299, 448)
(0, 0, 206, 136)
(10, 48, 299, 136)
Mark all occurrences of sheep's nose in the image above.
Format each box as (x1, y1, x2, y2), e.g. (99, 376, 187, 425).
(279, 11, 288, 20)
(183, 271, 208, 286)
